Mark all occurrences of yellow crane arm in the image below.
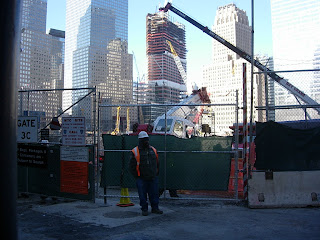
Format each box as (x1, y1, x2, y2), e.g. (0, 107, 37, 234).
(111, 106, 121, 135)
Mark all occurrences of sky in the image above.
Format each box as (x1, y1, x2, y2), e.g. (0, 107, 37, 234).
(46, 0, 273, 87)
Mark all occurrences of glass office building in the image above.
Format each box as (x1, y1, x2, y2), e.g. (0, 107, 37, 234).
(65, 0, 133, 130)
(19, 0, 65, 124)
(271, 0, 320, 120)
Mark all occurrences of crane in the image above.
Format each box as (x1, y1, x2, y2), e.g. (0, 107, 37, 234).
(132, 51, 145, 124)
(126, 107, 130, 134)
(111, 106, 121, 135)
(152, 87, 211, 138)
(166, 40, 187, 86)
(160, 3, 320, 114)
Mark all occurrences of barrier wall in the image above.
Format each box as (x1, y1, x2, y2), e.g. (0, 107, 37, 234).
(248, 171, 320, 208)
(101, 134, 233, 191)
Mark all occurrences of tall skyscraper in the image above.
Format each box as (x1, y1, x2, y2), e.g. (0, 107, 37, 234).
(202, 4, 265, 134)
(256, 55, 275, 121)
(65, 0, 133, 131)
(271, 0, 320, 120)
(19, 0, 65, 125)
(146, 11, 187, 104)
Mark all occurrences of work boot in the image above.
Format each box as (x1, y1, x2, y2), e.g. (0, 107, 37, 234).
(151, 209, 163, 214)
(142, 210, 148, 216)
(169, 190, 179, 198)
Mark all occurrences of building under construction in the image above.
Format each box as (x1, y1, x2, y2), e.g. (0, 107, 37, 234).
(146, 11, 187, 104)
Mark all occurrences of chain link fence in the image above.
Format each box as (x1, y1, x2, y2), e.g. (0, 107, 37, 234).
(98, 100, 244, 201)
(17, 87, 97, 199)
(18, 87, 97, 144)
(255, 69, 320, 123)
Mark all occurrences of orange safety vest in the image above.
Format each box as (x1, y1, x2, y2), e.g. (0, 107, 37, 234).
(131, 146, 159, 177)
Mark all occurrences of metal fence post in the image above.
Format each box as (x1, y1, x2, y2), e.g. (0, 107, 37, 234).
(164, 105, 167, 200)
(264, 71, 269, 121)
(235, 90, 239, 200)
(92, 86, 97, 202)
(97, 92, 101, 202)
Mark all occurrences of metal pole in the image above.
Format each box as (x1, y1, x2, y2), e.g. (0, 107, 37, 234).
(0, 1, 21, 239)
(235, 90, 239, 200)
(248, 0, 255, 176)
(97, 92, 101, 201)
(27, 91, 30, 114)
(93, 86, 97, 203)
(19, 91, 23, 116)
(265, 72, 269, 121)
(243, 63, 248, 164)
(164, 105, 167, 199)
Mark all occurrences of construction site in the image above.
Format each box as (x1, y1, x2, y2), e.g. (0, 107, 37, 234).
(2, 1, 320, 239)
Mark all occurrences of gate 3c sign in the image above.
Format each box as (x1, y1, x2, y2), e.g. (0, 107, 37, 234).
(17, 116, 38, 143)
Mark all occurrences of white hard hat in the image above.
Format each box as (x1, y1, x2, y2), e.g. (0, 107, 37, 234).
(138, 131, 149, 139)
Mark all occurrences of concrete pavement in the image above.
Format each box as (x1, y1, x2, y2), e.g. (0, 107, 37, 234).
(17, 193, 320, 240)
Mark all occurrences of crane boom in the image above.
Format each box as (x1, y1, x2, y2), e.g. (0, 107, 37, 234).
(166, 40, 188, 85)
(160, 3, 320, 114)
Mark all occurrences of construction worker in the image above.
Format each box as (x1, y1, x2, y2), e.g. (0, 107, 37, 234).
(129, 131, 163, 216)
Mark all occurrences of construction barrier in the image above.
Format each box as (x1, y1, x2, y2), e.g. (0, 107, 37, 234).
(18, 143, 95, 201)
(248, 171, 320, 208)
(101, 134, 233, 192)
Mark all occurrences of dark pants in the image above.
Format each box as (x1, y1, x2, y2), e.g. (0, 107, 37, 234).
(136, 177, 159, 211)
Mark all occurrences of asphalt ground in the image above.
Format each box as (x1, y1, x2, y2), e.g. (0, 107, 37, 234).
(17, 192, 320, 240)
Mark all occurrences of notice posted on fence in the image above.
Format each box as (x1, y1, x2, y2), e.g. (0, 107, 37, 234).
(60, 146, 89, 162)
(17, 143, 48, 168)
(62, 117, 85, 146)
(60, 146, 89, 195)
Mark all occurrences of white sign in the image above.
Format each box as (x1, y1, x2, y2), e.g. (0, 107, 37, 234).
(60, 146, 89, 162)
(17, 116, 38, 143)
(62, 117, 86, 146)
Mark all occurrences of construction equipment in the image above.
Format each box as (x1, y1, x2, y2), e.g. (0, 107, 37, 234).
(132, 51, 145, 124)
(111, 106, 121, 135)
(126, 107, 130, 134)
(152, 87, 211, 138)
(166, 40, 187, 86)
(160, 3, 320, 114)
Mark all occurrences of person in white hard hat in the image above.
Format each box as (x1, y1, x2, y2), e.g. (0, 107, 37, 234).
(129, 131, 163, 216)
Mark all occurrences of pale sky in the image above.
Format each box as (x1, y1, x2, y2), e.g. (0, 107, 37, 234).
(46, 0, 273, 86)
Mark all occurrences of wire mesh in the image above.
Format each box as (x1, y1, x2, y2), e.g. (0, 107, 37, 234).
(99, 102, 242, 201)
(18, 88, 96, 144)
(255, 69, 320, 123)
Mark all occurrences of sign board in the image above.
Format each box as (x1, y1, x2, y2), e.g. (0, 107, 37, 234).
(60, 146, 89, 195)
(60, 146, 89, 162)
(17, 143, 48, 167)
(17, 116, 38, 143)
(62, 117, 85, 146)
(40, 129, 49, 141)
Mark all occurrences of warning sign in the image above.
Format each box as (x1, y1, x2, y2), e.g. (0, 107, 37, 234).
(62, 117, 85, 146)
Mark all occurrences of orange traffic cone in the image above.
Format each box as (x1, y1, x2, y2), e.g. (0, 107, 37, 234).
(117, 188, 134, 207)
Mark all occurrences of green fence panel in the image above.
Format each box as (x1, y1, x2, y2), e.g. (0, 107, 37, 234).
(101, 134, 232, 191)
(17, 144, 94, 200)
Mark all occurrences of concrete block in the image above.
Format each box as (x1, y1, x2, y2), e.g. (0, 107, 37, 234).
(248, 171, 320, 208)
